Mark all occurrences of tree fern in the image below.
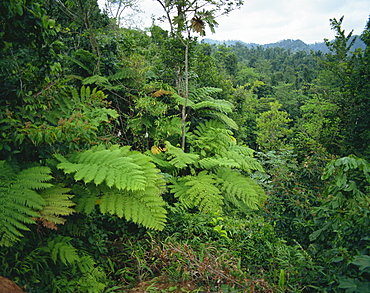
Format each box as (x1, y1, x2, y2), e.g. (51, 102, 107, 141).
(191, 120, 235, 156)
(197, 157, 240, 170)
(165, 141, 199, 169)
(169, 171, 223, 212)
(56, 145, 167, 230)
(0, 161, 51, 246)
(222, 145, 264, 173)
(48, 235, 80, 265)
(216, 167, 267, 210)
(192, 98, 233, 113)
(26, 86, 118, 150)
(46, 235, 106, 291)
(38, 185, 75, 229)
(188, 86, 223, 102)
(187, 87, 238, 129)
(153, 119, 267, 214)
(57, 145, 158, 191)
(170, 92, 195, 108)
(99, 188, 167, 230)
(203, 111, 239, 130)
(82, 75, 110, 86)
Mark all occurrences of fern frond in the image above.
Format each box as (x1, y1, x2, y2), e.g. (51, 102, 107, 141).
(170, 92, 195, 107)
(222, 145, 264, 173)
(57, 145, 161, 191)
(82, 75, 110, 86)
(197, 157, 240, 170)
(77, 255, 96, 273)
(145, 151, 174, 170)
(0, 160, 17, 184)
(216, 167, 266, 210)
(169, 171, 223, 212)
(189, 87, 222, 102)
(204, 112, 239, 130)
(0, 162, 51, 246)
(154, 116, 183, 139)
(165, 141, 199, 169)
(192, 98, 233, 113)
(48, 235, 80, 265)
(191, 120, 235, 156)
(14, 167, 53, 190)
(57, 146, 168, 230)
(99, 188, 167, 230)
(64, 54, 93, 75)
(38, 185, 75, 229)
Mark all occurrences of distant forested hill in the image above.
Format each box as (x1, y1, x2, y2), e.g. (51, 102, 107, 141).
(202, 36, 366, 53)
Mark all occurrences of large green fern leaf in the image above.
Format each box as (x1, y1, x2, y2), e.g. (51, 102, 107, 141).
(38, 185, 75, 229)
(216, 167, 266, 210)
(205, 112, 239, 130)
(192, 98, 233, 113)
(165, 141, 199, 169)
(57, 145, 167, 230)
(99, 188, 167, 230)
(169, 171, 223, 213)
(222, 145, 264, 173)
(197, 157, 240, 170)
(0, 161, 50, 246)
(57, 145, 156, 191)
(189, 87, 222, 102)
(191, 120, 235, 156)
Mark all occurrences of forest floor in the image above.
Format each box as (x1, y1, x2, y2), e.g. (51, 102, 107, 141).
(123, 276, 199, 292)
(122, 275, 275, 292)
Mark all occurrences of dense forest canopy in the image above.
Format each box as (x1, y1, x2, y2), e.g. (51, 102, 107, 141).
(1, 0, 370, 292)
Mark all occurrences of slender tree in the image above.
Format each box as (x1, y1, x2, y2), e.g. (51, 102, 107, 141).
(155, 0, 243, 149)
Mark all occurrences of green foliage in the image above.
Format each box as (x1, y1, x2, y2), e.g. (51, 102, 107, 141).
(217, 167, 266, 211)
(259, 146, 332, 247)
(1, 83, 118, 162)
(0, 231, 108, 292)
(56, 144, 167, 230)
(149, 120, 266, 214)
(294, 94, 341, 153)
(189, 86, 223, 100)
(310, 156, 370, 246)
(0, 0, 62, 100)
(1, 0, 369, 290)
(0, 161, 52, 246)
(170, 171, 223, 212)
(38, 185, 75, 229)
(188, 87, 239, 129)
(306, 155, 370, 290)
(165, 141, 199, 169)
(155, 211, 313, 291)
(48, 235, 80, 265)
(19, 86, 118, 150)
(256, 101, 293, 151)
(190, 119, 235, 156)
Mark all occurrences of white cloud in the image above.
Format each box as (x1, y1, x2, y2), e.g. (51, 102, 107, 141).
(99, 0, 370, 44)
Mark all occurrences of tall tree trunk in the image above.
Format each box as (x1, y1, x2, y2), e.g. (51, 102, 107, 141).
(181, 38, 189, 150)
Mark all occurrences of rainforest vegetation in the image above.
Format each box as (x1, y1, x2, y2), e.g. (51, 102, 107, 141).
(1, 0, 370, 292)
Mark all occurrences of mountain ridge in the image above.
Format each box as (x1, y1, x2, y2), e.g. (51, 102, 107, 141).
(201, 37, 366, 53)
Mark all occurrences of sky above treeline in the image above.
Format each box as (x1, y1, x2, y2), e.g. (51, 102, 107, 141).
(99, 0, 370, 45)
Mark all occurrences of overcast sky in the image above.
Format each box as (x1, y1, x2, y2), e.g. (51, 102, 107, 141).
(100, 0, 370, 44)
